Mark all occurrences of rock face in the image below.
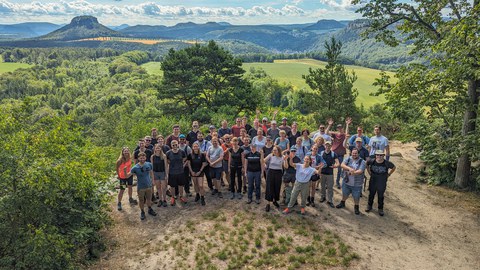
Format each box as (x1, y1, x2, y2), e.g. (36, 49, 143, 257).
(39, 16, 123, 41)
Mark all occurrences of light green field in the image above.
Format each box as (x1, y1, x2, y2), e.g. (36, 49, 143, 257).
(143, 59, 392, 107)
(244, 59, 391, 107)
(0, 62, 32, 74)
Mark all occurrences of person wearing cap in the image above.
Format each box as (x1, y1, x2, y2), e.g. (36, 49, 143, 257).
(348, 126, 370, 150)
(244, 143, 264, 204)
(366, 149, 396, 216)
(166, 124, 181, 148)
(279, 117, 291, 134)
(319, 140, 339, 207)
(326, 118, 352, 189)
(186, 121, 200, 146)
(205, 125, 217, 141)
(231, 118, 244, 138)
(267, 120, 281, 141)
(368, 125, 390, 161)
(336, 148, 366, 215)
(282, 145, 301, 205)
(350, 137, 369, 161)
(218, 120, 232, 139)
(178, 134, 193, 197)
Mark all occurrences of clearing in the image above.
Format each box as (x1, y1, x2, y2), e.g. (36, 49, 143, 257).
(92, 141, 480, 269)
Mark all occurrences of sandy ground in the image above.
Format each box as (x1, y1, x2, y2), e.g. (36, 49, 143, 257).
(92, 141, 480, 270)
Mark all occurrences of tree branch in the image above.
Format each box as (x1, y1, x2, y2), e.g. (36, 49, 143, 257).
(449, 0, 462, 20)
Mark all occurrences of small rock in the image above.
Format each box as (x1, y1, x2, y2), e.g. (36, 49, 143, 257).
(391, 152, 403, 157)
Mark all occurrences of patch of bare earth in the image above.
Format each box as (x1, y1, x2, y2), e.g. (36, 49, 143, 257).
(91, 141, 480, 269)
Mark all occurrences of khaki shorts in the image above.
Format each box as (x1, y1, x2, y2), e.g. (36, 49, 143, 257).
(137, 188, 152, 201)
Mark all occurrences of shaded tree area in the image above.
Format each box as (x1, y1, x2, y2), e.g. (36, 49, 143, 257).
(354, 0, 480, 188)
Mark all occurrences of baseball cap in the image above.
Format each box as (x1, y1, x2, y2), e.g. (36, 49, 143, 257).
(290, 145, 297, 152)
(271, 120, 277, 124)
(355, 137, 363, 142)
(251, 143, 258, 148)
(282, 117, 287, 121)
(209, 125, 215, 129)
(179, 134, 186, 139)
(337, 124, 343, 128)
(325, 141, 332, 145)
(262, 117, 268, 121)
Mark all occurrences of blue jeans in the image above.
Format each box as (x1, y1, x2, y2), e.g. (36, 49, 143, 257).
(247, 171, 262, 200)
(336, 154, 344, 186)
(342, 183, 362, 200)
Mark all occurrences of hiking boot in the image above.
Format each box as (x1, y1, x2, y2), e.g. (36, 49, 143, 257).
(306, 196, 311, 206)
(218, 192, 223, 198)
(170, 197, 176, 206)
(246, 199, 253, 204)
(129, 197, 138, 205)
(354, 205, 360, 215)
(212, 189, 218, 196)
(230, 193, 235, 200)
(117, 202, 122, 211)
(180, 197, 187, 204)
(336, 201, 346, 209)
(265, 204, 270, 212)
(319, 197, 326, 203)
(195, 193, 200, 202)
(272, 201, 280, 208)
(151, 195, 158, 203)
(237, 193, 243, 200)
(140, 211, 145, 220)
(327, 202, 335, 208)
(300, 208, 306, 215)
(256, 199, 261, 204)
(201, 196, 206, 206)
(243, 186, 247, 194)
(157, 201, 162, 207)
(283, 208, 290, 214)
(310, 198, 315, 207)
(379, 209, 384, 216)
(365, 204, 372, 212)
(148, 207, 157, 216)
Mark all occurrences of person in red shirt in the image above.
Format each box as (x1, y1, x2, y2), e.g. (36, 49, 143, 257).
(231, 118, 244, 138)
(326, 117, 352, 189)
(166, 124, 181, 148)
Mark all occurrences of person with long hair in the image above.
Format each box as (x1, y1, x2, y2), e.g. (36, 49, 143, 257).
(151, 144, 168, 207)
(283, 155, 320, 215)
(228, 137, 244, 199)
(264, 146, 283, 212)
(188, 142, 208, 205)
(116, 147, 138, 210)
(306, 145, 324, 207)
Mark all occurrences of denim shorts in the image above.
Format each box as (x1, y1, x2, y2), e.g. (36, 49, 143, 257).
(342, 183, 362, 200)
(210, 167, 223, 180)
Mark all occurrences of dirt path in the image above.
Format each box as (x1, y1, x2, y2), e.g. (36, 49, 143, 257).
(93, 141, 480, 270)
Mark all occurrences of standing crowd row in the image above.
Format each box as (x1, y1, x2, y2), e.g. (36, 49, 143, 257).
(116, 114, 396, 220)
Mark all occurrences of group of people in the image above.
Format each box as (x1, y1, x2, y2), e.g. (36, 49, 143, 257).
(116, 113, 396, 220)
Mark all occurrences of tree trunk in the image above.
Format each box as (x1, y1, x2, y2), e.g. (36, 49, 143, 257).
(455, 79, 479, 188)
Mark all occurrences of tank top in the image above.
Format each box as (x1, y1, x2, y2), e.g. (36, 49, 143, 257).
(152, 155, 165, 172)
(118, 159, 131, 179)
(269, 155, 283, 170)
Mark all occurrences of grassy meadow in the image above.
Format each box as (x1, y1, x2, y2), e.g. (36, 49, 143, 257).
(142, 59, 390, 107)
(0, 62, 32, 74)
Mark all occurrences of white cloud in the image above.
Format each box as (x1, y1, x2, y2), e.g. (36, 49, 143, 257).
(0, 0, 360, 25)
(319, 0, 357, 11)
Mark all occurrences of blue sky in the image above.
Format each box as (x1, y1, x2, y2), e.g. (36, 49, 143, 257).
(0, 0, 361, 25)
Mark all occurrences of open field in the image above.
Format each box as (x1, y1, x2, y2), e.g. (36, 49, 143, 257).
(143, 59, 391, 107)
(0, 62, 32, 74)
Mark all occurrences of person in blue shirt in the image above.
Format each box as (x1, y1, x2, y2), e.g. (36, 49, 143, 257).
(127, 152, 157, 220)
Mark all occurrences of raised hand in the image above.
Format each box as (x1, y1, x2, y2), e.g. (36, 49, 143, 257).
(345, 117, 352, 125)
(327, 118, 334, 126)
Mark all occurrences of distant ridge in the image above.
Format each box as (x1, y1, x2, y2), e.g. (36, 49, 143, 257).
(303, 19, 345, 31)
(39, 16, 123, 41)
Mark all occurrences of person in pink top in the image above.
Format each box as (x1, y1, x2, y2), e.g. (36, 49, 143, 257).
(326, 117, 352, 189)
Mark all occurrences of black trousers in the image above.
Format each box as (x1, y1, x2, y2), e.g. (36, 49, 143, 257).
(368, 176, 387, 209)
(265, 169, 283, 202)
(230, 166, 242, 193)
(204, 165, 214, 190)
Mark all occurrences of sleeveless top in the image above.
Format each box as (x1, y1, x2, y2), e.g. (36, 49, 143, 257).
(118, 159, 132, 179)
(152, 155, 165, 172)
(269, 155, 283, 170)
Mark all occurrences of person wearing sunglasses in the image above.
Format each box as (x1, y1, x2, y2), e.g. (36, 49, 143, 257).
(366, 150, 396, 216)
(127, 152, 157, 220)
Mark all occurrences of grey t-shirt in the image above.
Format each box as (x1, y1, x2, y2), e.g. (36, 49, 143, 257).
(207, 146, 224, 168)
(343, 157, 366, 187)
(368, 135, 389, 156)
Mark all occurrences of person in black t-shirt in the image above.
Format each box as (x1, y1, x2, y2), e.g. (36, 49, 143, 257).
(188, 142, 207, 205)
(151, 144, 168, 207)
(244, 144, 264, 204)
(228, 137, 244, 199)
(366, 150, 396, 216)
(134, 140, 153, 164)
(319, 141, 339, 207)
(186, 121, 200, 146)
(282, 146, 301, 205)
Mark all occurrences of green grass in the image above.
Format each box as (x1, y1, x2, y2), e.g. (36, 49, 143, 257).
(243, 59, 393, 107)
(0, 62, 32, 74)
(142, 58, 390, 107)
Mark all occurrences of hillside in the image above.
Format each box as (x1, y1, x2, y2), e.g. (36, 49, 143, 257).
(39, 16, 123, 41)
(0, 22, 60, 39)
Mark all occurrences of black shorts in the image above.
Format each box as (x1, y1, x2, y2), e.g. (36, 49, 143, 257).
(310, 174, 320, 182)
(168, 173, 186, 188)
(282, 172, 296, 183)
(119, 176, 134, 190)
(210, 167, 223, 180)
